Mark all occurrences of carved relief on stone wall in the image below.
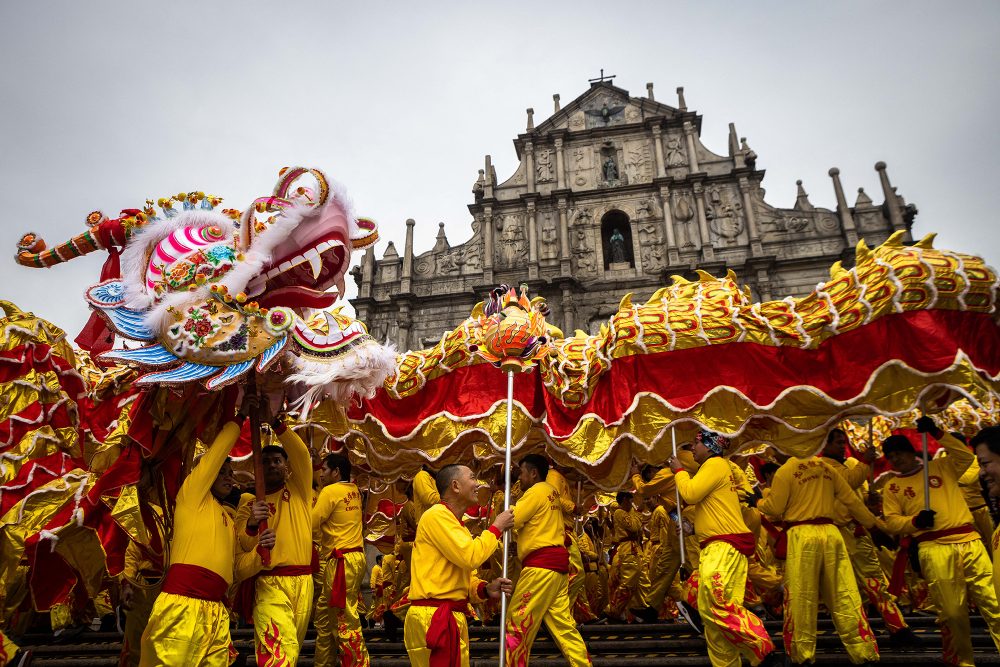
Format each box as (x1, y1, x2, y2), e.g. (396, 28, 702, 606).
(569, 112, 585, 130)
(625, 105, 641, 123)
(599, 144, 620, 186)
(381, 263, 399, 282)
(539, 213, 559, 260)
(664, 133, 687, 167)
(706, 186, 744, 245)
(584, 95, 627, 129)
(435, 252, 461, 275)
(570, 210, 598, 277)
(623, 141, 653, 185)
(638, 216, 665, 274)
(536, 148, 554, 182)
(815, 214, 840, 233)
(570, 146, 592, 188)
(672, 192, 697, 248)
(461, 218, 484, 274)
(494, 213, 528, 268)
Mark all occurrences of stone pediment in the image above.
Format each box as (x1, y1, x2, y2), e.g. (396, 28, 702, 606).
(532, 82, 678, 136)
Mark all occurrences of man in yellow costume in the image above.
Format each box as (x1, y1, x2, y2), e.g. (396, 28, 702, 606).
(119, 504, 164, 666)
(606, 491, 647, 621)
(881, 417, 1000, 667)
(236, 415, 315, 667)
(759, 434, 891, 665)
(403, 464, 514, 667)
(631, 464, 681, 621)
(970, 425, 1000, 601)
(505, 455, 592, 666)
(669, 430, 776, 667)
(545, 466, 593, 621)
(312, 452, 369, 666)
(822, 428, 918, 647)
(140, 397, 273, 666)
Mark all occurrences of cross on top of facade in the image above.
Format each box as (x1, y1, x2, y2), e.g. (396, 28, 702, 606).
(588, 69, 616, 84)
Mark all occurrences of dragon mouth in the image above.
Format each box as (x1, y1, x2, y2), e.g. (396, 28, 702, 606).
(246, 233, 348, 310)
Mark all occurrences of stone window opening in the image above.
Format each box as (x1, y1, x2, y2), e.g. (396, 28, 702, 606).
(600, 210, 634, 269)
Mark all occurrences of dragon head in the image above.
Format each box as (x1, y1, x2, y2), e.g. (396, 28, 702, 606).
(16, 167, 396, 404)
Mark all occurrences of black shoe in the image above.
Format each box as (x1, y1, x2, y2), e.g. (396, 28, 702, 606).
(11, 649, 33, 667)
(674, 600, 704, 635)
(887, 626, 923, 646)
(51, 625, 86, 644)
(757, 652, 784, 667)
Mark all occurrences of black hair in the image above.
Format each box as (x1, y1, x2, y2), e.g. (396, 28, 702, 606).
(640, 464, 656, 483)
(760, 462, 780, 479)
(971, 425, 1000, 456)
(261, 445, 288, 461)
(882, 434, 916, 456)
(826, 428, 846, 443)
(324, 453, 351, 481)
(616, 490, 633, 504)
(376, 554, 384, 564)
(519, 454, 549, 481)
(436, 465, 462, 496)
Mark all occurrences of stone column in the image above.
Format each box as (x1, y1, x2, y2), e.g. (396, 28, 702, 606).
(738, 177, 762, 256)
(562, 287, 575, 333)
(829, 168, 858, 246)
(397, 303, 411, 351)
(526, 202, 538, 280)
(525, 141, 535, 193)
(658, 186, 679, 263)
(401, 218, 415, 293)
(683, 121, 700, 172)
(558, 201, 571, 276)
(360, 246, 374, 298)
(693, 181, 713, 260)
(482, 205, 494, 283)
(875, 161, 905, 232)
(555, 137, 566, 189)
(651, 123, 666, 178)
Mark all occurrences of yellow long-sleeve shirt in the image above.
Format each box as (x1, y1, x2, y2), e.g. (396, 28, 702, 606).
(956, 454, 986, 510)
(170, 421, 241, 583)
(674, 456, 750, 542)
(823, 456, 871, 526)
(757, 456, 879, 528)
(649, 503, 671, 544)
(413, 470, 441, 519)
(611, 507, 643, 543)
(545, 469, 577, 531)
(312, 481, 364, 557)
(882, 432, 978, 542)
(511, 481, 565, 561)
(235, 426, 314, 569)
(631, 469, 677, 512)
(371, 564, 383, 591)
(409, 503, 499, 601)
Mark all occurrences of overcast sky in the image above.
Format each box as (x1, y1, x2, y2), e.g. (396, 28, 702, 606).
(1, 1, 997, 340)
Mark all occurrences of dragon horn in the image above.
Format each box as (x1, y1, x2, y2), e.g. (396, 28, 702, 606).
(15, 211, 136, 268)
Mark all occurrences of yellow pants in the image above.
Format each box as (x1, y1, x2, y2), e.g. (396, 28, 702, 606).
(0, 629, 18, 667)
(782, 524, 878, 665)
(253, 574, 314, 667)
(918, 539, 1000, 667)
(608, 542, 646, 618)
(839, 526, 907, 634)
(122, 582, 161, 666)
(315, 553, 370, 667)
(698, 541, 774, 667)
(566, 538, 596, 622)
(403, 604, 470, 667)
(139, 592, 234, 667)
(643, 536, 682, 612)
(971, 506, 994, 557)
(505, 567, 591, 666)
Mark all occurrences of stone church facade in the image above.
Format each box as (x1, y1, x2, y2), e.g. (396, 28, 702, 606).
(350, 79, 917, 350)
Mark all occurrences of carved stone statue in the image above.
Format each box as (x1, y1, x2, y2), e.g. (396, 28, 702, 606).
(540, 217, 559, 259)
(673, 195, 696, 247)
(497, 215, 525, 268)
(536, 149, 554, 182)
(609, 228, 627, 264)
(603, 156, 619, 182)
(665, 135, 687, 167)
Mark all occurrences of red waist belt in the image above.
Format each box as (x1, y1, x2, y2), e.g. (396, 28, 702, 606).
(411, 598, 470, 667)
(521, 545, 569, 573)
(700, 532, 756, 557)
(328, 547, 364, 608)
(889, 524, 977, 596)
(161, 563, 228, 603)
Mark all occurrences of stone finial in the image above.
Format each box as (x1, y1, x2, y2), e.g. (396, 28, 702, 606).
(526, 108, 535, 130)
(553, 94, 561, 113)
(740, 137, 757, 166)
(406, 218, 416, 227)
(646, 82, 655, 101)
(855, 187, 873, 206)
(676, 86, 687, 111)
(874, 161, 905, 231)
(728, 123, 740, 157)
(794, 180, 814, 211)
(828, 167, 840, 177)
(383, 241, 399, 259)
(433, 221, 450, 252)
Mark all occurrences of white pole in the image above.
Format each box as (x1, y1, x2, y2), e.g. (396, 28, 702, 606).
(672, 427, 686, 566)
(499, 370, 514, 665)
(921, 430, 931, 511)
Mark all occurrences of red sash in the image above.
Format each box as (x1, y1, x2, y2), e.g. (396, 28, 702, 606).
(521, 545, 570, 573)
(328, 547, 364, 608)
(700, 532, 756, 556)
(889, 524, 976, 595)
(411, 598, 469, 667)
(160, 564, 228, 602)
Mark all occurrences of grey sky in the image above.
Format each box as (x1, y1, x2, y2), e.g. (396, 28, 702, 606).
(1, 1, 997, 340)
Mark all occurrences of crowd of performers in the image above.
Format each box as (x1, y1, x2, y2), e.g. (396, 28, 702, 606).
(4, 404, 1000, 667)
